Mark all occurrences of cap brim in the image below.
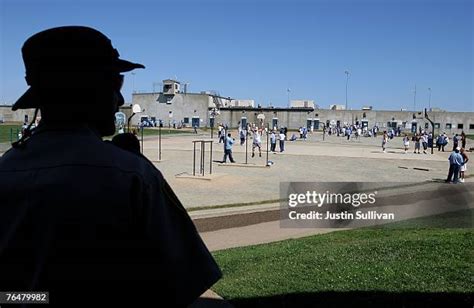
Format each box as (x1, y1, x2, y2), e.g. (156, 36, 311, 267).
(116, 59, 145, 72)
(12, 88, 36, 111)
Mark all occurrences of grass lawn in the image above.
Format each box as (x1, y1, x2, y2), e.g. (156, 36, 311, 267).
(466, 135, 474, 141)
(0, 124, 191, 144)
(133, 127, 192, 137)
(212, 210, 474, 307)
(0, 124, 22, 143)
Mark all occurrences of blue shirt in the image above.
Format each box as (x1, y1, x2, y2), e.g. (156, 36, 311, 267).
(225, 137, 234, 150)
(448, 152, 464, 166)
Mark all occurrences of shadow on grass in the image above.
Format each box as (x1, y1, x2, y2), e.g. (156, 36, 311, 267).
(229, 291, 473, 307)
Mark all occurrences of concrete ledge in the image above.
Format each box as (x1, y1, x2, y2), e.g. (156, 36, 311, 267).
(175, 172, 226, 181)
(150, 159, 166, 163)
(189, 202, 280, 220)
(218, 163, 270, 168)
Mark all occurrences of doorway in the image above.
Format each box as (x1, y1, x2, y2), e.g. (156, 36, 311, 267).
(192, 117, 200, 128)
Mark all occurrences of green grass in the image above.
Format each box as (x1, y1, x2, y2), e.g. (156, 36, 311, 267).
(0, 124, 22, 143)
(212, 210, 474, 306)
(132, 127, 192, 137)
(466, 135, 474, 141)
(102, 128, 192, 141)
(0, 124, 190, 144)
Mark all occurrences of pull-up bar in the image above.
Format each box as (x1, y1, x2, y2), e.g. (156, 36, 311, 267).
(192, 140, 214, 176)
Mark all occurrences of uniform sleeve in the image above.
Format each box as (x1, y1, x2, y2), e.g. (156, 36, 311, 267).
(140, 171, 222, 307)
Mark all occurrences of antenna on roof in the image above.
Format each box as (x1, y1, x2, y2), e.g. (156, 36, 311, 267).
(183, 81, 190, 94)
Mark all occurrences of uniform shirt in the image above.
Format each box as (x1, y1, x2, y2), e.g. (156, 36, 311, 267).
(448, 151, 464, 166)
(270, 133, 276, 143)
(0, 124, 221, 306)
(225, 136, 234, 150)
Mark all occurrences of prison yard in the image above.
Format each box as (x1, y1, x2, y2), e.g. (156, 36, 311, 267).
(130, 127, 472, 209)
(2, 124, 471, 210)
(0, 124, 473, 307)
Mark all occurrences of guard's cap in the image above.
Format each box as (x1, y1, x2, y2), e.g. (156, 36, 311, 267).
(13, 26, 145, 111)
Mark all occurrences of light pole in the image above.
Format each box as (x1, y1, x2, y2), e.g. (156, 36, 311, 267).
(345, 70, 350, 110)
(159, 121, 162, 161)
(266, 122, 269, 166)
(168, 111, 173, 133)
(131, 72, 136, 93)
(428, 87, 431, 111)
(157, 102, 162, 161)
(127, 104, 142, 132)
(424, 108, 435, 154)
(210, 108, 219, 139)
(287, 88, 291, 108)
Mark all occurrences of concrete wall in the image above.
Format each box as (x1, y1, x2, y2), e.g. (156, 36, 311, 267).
(129, 92, 474, 134)
(0, 106, 38, 123)
(219, 108, 314, 129)
(314, 109, 473, 135)
(3, 93, 472, 135)
(132, 93, 212, 127)
(216, 109, 473, 134)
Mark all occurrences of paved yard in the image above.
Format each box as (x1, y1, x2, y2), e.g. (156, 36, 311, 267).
(138, 131, 465, 208)
(1, 130, 467, 209)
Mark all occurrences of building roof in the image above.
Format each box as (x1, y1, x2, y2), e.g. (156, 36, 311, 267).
(163, 79, 180, 83)
(218, 106, 315, 112)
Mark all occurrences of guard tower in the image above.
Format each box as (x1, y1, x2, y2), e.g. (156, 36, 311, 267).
(163, 79, 181, 95)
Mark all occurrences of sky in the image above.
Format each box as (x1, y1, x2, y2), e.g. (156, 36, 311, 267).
(0, 0, 472, 111)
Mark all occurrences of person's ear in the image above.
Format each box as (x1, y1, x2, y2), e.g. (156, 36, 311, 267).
(115, 90, 125, 107)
